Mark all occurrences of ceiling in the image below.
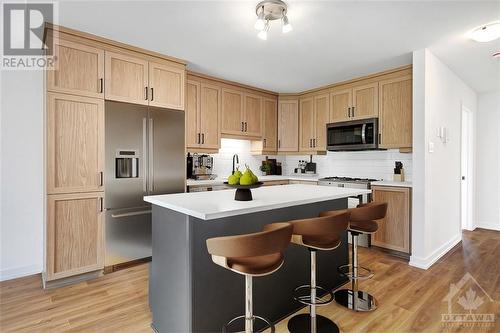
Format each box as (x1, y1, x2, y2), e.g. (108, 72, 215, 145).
(58, 1, 500, 94)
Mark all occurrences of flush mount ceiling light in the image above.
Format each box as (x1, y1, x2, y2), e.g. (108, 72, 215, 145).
(254, 0, 292, 40)
(468, 22, 500, 42)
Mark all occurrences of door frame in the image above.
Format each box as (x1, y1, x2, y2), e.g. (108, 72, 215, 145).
(460, 104, 474, 231)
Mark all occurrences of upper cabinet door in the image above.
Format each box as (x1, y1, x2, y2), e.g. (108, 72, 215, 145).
(47, 39, 104, 98)
(221, 89, 244, 135)
(186, 81, 201, 148)
(243, 93, 262, 137)
(330, 89, 352, 122)
(299, 98, 315, 152)
(352, 82, 378, 119)
(104, 51, 149, 105)
(149, 62, 185, 110)
(46, 92, 104, 194)
(379, 75, 412, 149)
(314, 93, 329, 150)
(278, 99, 299, 152)
(200, 83, 221, 149)
(262, 98, 278, 150)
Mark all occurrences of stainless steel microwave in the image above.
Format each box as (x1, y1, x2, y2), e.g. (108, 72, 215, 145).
(326, 118, 379, 151)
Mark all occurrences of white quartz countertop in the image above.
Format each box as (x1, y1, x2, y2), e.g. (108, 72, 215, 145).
(371, 180, 412, 188)
(144, 184, 371, 220)
(186, 175, 319, 187)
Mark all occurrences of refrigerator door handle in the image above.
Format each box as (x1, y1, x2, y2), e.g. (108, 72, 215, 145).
(142, 117, 148, 193)
(149, 117, 155, 193)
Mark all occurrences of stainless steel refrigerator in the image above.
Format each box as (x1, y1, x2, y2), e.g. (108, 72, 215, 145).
(105, 101, 185, 268)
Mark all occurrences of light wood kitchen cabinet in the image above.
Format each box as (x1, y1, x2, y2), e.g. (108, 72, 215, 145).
(371, 186, 411, 254)
(330, 89, 352, 122)
(378, 75, 412, 149)
(104, 51, 149, 105)
(46, 192, 104, 281)
(262, 98, 278, 151)
(221, 88, 244, 135)
(352, 82, 378, 119)
(186, 81, 201, 148)
(299, 94, 329, 152)
(244, 93, 263, 137)
(149, 61, 185, 110)
(221, 89, 262, 138)
(200, 83, 221, 148)
(299, 97, 315, 152)
(47, 38, 104, 98)
(105, 51, 185, 109)
(278, 99, 299, 152)
(46, 92, 104, 194)
(186, 80, 220, 150)
(314, 93, 330, 150)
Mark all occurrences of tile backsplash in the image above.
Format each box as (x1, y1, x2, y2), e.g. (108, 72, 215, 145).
(206, 139, 412, 181)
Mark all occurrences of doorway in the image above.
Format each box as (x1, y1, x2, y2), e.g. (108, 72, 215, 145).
(461, 105, 473, 231)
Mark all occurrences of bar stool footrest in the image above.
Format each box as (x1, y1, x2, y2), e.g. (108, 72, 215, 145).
(338, 264, 374, 280)
(292, 284, 334, 306)
(222, 314, 275, 333)
(287, 313, 339, 333)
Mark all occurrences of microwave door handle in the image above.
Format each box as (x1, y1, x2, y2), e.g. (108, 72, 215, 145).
(361, 123, 367, 144)
(142, 117, 147, 193)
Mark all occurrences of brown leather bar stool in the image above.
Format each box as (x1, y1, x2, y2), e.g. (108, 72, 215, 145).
(321, 202, 387, 312)
(206, 222, 293, 333)
(287, 211, 350, 333)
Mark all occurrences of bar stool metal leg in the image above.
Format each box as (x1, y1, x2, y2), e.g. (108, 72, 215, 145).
(288, 250, 339, 333)
(222, 275, 275, 333)
(334, 231, 377, 312)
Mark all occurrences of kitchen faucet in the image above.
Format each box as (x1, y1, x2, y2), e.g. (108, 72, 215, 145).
(232, 154, 239, 175)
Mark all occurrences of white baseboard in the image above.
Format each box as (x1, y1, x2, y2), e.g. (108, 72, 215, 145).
(0, 264, 42, 282)
(409, 233, 462, 270)
(476, 221, 500, 231)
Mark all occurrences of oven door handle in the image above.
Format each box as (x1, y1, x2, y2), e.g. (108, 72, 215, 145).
(361, 123, 367, 144)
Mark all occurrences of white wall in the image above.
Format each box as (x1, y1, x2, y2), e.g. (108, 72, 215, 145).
(475, 92, 500, 230)
(410, 49, 477, 269)
(0, 70, 45, 281)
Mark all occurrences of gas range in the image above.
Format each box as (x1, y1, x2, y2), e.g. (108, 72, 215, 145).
(318, 176, 379, 186)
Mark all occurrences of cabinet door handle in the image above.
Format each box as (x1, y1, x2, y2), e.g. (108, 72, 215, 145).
(313, 138, 316, 147)
(241, 122, 244, 132)
(379, 133, 382, 144)
(278, 139, 281, 148)
(348, 107, 350, 118)
(99, 78, 103, 93)
(352, 106, 355, 117)
(244, 122, 248, 132)
(201, 133, 205, 144)
(263, 138, 266, 148)
(151, 87, 154, 101)
(99, 171, 103, 186)
(145, 87, 148, 100)
(99, 197, 103, 212)
(197, 133, 201, 144)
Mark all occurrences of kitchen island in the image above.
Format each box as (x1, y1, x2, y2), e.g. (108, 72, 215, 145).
(144, 184, 371, 333)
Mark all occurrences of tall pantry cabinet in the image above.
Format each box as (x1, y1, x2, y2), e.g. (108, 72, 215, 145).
(44, 24, 186, 287)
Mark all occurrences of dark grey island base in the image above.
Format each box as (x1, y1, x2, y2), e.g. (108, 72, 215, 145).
(150, 198, 349, 333)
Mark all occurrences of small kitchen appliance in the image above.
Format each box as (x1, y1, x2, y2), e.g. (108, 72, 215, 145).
(188, 153, 216, 180)
(327, 118, 379, 151)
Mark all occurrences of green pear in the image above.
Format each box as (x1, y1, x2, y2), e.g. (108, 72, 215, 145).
(234, 167, 242, 179)
(228, 174, 239, 185)
(239, 169, 253, 185)
(252, 173, 259, 184)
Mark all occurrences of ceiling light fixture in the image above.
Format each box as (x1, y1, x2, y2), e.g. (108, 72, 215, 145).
(468, 22, 500, 42)
(254, 0, 292, 40)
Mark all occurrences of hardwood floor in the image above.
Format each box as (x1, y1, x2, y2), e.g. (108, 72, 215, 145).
(1, 229, 498, 333)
